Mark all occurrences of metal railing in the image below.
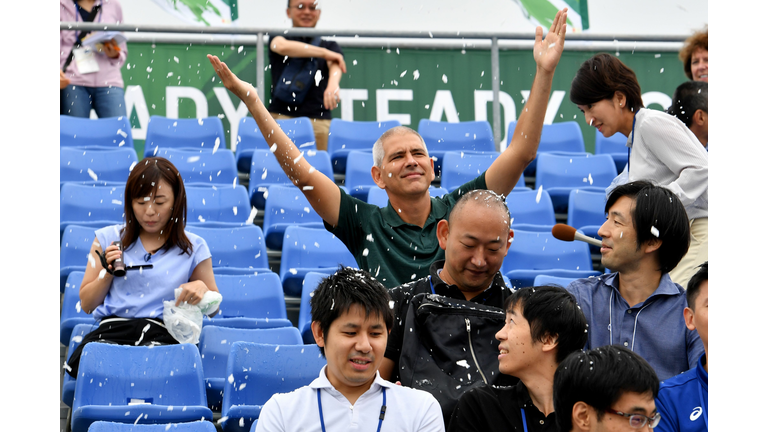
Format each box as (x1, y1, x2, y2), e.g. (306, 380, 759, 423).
(61, 22, 685, 146)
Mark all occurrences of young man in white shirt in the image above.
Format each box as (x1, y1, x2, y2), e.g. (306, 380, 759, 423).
(255, 266, 444, 432)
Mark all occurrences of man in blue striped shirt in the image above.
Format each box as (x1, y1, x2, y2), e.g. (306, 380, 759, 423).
(565, 181, 704, 381)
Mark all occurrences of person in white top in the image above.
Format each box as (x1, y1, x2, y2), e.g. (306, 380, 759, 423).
(255, 266, 445, 432)
(568, 53, 708, 289)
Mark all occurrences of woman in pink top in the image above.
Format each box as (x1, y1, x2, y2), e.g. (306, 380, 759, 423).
(60, 0, 128, 118)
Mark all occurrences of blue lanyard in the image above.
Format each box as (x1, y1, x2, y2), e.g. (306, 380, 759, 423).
(520, 408, 529, 432)
(428, 276, 435, 294)
(627, 114, 636, 174)
(317, 388, 386, 432)
(697, 381, 708, 429)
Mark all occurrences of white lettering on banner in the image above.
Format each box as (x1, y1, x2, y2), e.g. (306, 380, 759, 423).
(339, 89, 369, 121)
(214, 87, 250, 151)
(166, 86, 209, 119)
(520, 90, 566, 125)
(429, 90, 460, 122)
(641, 91, 672, 110)
(376, 89, 413, 125)
(474, 90, 516, 151)
(125, 85, 150, 140)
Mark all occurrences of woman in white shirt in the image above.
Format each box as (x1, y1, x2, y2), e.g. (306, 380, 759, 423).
(568, 53, 708, 288)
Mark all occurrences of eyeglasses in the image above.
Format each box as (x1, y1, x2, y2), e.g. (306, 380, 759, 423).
(605, 408, 661, 429)
(291, 3, 320, 12)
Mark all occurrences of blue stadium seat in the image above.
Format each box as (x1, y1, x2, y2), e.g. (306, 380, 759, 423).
(60, 115, 134, 148)
(198, 325, 302, 410)
(343, 150, 377, 201)
(185, 185, 251, 226)
(88, 421, 217, 431)
(263, 184, 325, 250)
(62, 323, 96, 408)
(533, 274, 581, 288)
(567, 189, 607, 254)
(506, 188, 556, 230)
(367, 186, 449, 208)
(60, 225, 101, 292)
(71, 343, 212, 432)
(418, 119, 496, 175)
(279, 226, 357, 297)
(220, 342, 327, 432)
(507, 121, 587, 177)
(185, 225, 270, 274)
(534, 153, 617, 213)
(298, 272, 327, 344)
(207, 273, 288, 327)
(60, 272, 96, 346)
(327, 119, 401, 174)
(595, 132, 629, 174)
(151, 148, 239, 187)
(143, 116, 226, 157)
(440, 151, 525, 192)
(60, 183, 125, 235)
(502, 229, 597, 288)
(60, 147, 138, 186)
(235, 116, 316, 173)
(506, 269, 601, 290)
(248, 149, 334, 209)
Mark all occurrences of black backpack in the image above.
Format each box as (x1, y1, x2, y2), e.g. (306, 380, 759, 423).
(272, 36, 323, 105)
(398, 293, 519, 424)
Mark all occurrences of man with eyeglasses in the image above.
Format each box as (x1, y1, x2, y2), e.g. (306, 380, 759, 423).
(553, 345, 661, 432)
(268, 0, 346, 150)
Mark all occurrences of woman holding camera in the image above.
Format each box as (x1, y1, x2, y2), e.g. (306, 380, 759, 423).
(66, 157, 218, 377)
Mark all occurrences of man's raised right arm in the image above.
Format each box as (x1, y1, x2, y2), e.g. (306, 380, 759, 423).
(207, 54, 341, 227)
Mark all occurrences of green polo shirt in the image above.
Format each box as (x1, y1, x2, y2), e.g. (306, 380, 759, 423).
(325, 172, 487, 288)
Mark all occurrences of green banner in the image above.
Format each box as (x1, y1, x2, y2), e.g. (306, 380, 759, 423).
(122, 42, 684, 156)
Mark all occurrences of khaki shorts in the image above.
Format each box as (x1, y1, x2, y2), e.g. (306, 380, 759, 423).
(668, 217, 708, 289)
(270, 112, 331, 151)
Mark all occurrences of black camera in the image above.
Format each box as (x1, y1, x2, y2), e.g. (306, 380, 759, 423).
(111, 241, 126, 277)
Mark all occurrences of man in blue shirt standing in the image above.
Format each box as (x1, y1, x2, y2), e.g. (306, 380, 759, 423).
(565, 181, 704, 381)
(655, 262, 708, 431)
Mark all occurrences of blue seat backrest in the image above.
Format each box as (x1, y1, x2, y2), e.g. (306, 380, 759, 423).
(533, 274, 579, 288)
(418, 119, 496, 153)
(152, 148, 238, 186)
(223, 342, 326, 408)
(87, 421, 217, 431)
(440, 151, 503, 191)
(186, 185, 251, 224)
(199, 326, 302, 380)
(344, 150, 377, 188)
(61, 225, 102, 269)
(506, 189, 556, 226)
(213, 273, 287, 320)
(595, 132, 629, 154)
(298, 272, 326, 343)
(60, 115, 134, 148)
(144, 116, 225, 155)
(535, 153, 618, 190)
(507, 121, 585, 154)
(327, 119, 401, 155)
(60, 147, 138, 184)
(237, 116, 316, 152)
(502, 229, 593, 273)
(60, 183, 125, 227)
(280, 226, 357, 275)
(567, 189, 608, 229)
(186, 225, 269, 269)
(263, 184, 324, 228)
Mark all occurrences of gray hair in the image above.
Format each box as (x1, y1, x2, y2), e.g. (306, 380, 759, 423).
(372, 126, 429, 167)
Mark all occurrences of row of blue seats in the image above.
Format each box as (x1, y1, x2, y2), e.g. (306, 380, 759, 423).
(64, 269, 585, 432)
(61, 146, 615, 216)
(60, 115, 629, 179)
(66, 340, 323, 432)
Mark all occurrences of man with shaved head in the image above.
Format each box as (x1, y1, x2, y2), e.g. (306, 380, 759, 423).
(380, 190, 518, 425)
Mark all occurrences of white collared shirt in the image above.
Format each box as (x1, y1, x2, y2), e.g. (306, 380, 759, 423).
(255, 366, 445, 432)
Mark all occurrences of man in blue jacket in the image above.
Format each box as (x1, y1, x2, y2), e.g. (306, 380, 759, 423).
(655, 262, 708, 431)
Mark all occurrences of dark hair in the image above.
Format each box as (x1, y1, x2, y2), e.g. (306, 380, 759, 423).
(553, 345, 659, 432)
(121, 157, 191, 255)
(570, 53, 644, 114)
(448, 189, 510, 225)
(503, 286, 588, 364)
(686, 261, 708, 310)
(667, 81, 708, 127)
(679, 28, 708, 80)
(310, 266, 395, 357)
(605, 181, 690, 274)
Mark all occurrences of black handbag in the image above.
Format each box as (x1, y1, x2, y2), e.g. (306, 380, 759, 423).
(272, 36, 323, 105)
(398, 293, 518, 423)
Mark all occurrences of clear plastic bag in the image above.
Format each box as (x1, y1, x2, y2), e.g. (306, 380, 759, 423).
(162, 288, 223, 344)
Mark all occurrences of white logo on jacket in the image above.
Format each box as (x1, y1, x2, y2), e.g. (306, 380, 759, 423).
(690, 406, 703, 421)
